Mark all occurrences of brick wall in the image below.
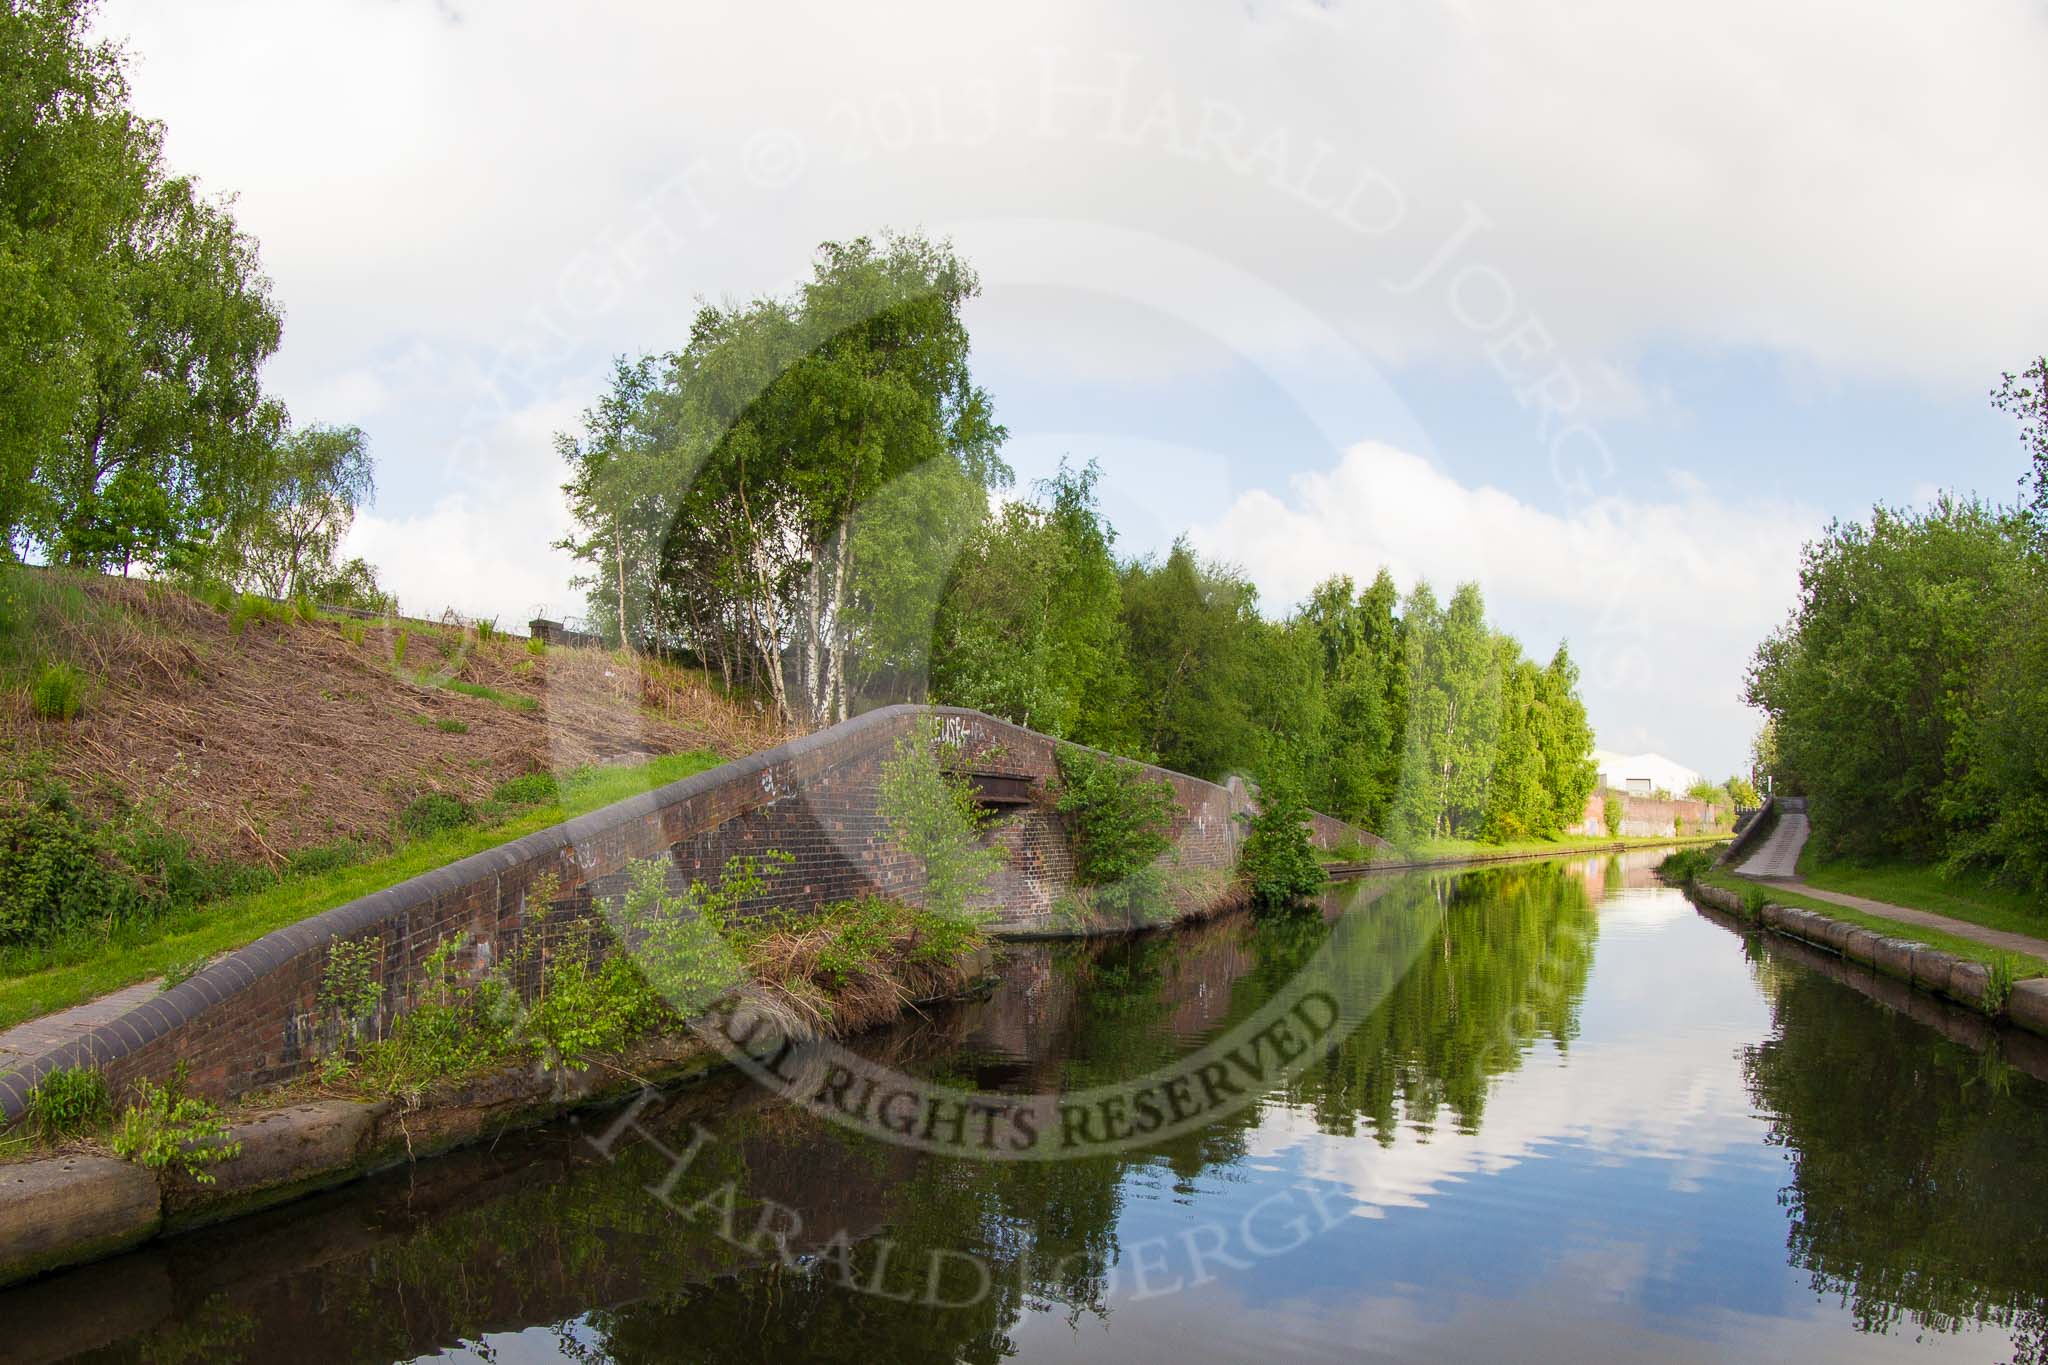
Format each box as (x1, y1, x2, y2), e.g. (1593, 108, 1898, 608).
(1572, 787, 1723, 839)
(0, 707, 1261, 1120)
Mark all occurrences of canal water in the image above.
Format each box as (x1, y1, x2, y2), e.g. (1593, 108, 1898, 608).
(8, 851, 2046, 1363)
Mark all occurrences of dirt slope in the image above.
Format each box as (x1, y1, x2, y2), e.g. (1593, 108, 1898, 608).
(1, 574, 783, 863)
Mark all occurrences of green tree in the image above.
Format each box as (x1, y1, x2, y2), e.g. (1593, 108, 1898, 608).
(0, 0, 153, 553)
(236, 424, 373, 598)
(1745, 497, 2026, 865)
(1991, 356, 2047, 515)
(1395, 581, 1502, 840)
(563, 233, 1010, 724)
(1240, 777, 1328, 907)
(557, 354, 664, 651)
(930, 460, 1135, 747)
(29, 171, 283, 573)
(1118, 541, 1265, 781)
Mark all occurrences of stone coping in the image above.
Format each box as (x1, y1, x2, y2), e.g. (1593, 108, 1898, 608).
(1685, 881, 2048, 1039)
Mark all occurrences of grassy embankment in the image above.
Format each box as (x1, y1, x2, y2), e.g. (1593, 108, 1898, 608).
(1794, 850, 2048, 943)
(0, 751, 724, 1032)
(0, 565, 789, 1038)
(1319, 830, 1727, 865)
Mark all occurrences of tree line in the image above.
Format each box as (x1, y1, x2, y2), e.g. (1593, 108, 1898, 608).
(2, 0, 384, 607)
(557, 230, 1599, 842)
(1746, 358, 2048, 891)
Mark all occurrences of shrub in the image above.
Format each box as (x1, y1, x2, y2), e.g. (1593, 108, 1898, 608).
(1240, 781, 1328, 908)
(1054, 748, 1176, 888)
(112, 1066, 241, 1183)
(475, 617, 497, 642)
(905, 901, 987, 966)
(398, 792, 472, 839)
(393, 629, 410, 667)
(30, 662, 86, 720)
(1657, 847, 1716, 885)
(319, 935, 385, 1047)
(610, 854, 785, 1017)
(0, 779, 259, 947)
(1742, 884, 1770, 920)
(814, 896, 900, 986)
(0, 789, 133, 945)
(1603, 794, 1624, 838)
(877, 715, 1005, 922)
(24, 1066, 111, 1141)
(286, 838, 366, 877)
(491, 772, 559, 807)
(356, 935, 515, 1102)
(525, 636, 547, 657)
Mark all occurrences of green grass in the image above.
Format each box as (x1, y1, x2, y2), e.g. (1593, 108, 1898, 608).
(1796, 851, 2047, 940)
(1346, 831, 1726, 864)
(0, 749, 725, 1032)
(446, 679, 541, 712)
(1701, 869, 2048, 977)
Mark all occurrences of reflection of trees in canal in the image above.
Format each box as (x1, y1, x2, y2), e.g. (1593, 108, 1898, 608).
(50, 857, 2048, 1363)
(31, 864, 1612, 1364)
(1744, 961, 2048, 1358)
(1283, 862, 1599, 1143)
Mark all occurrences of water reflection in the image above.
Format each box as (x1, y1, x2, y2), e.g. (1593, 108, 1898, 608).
(7, 853, 2045, 1364)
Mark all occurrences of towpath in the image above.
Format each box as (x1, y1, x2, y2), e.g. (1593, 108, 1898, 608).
(1731, 798, 2048, 960)
(0, 979, 161, 1079)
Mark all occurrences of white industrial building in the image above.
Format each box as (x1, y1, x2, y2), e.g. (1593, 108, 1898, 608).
(1592, 749, 1704, 798)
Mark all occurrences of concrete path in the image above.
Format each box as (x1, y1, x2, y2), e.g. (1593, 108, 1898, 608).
(1737, 798, 1809, 878)
(0, 979, 163, 1079)
(1777, 883, 2048, 961)
(1728, 797, 2048, 960)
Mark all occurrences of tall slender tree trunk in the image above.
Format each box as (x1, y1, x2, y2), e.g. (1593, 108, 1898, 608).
(615, 522, 630, 653)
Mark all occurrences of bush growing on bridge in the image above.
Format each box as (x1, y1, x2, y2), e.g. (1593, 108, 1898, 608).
(877, 715, 1005, 924)
(1240, 780, 1328, 908)
(1053, 747, 1177, 919)
(1054, 749, 1175, 882)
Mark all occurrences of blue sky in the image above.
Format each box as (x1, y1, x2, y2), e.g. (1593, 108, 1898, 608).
(97, 0, 2048, 778)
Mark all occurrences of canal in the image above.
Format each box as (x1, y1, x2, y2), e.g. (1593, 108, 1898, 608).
(7, 850, 2045, 1363)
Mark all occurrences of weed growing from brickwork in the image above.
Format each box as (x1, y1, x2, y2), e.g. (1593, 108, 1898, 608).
(24, 1065, 110, 1141)
(876, 714, 1006, 924)
(1053, 747, 1176, 920)
(112, 1063, 241, 1183)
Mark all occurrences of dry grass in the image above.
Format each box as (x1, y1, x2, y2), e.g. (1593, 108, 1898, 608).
(1, 570, 787, 864)
(735, 907, 989, 1041)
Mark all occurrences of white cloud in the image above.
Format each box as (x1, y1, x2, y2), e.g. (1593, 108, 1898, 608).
(98, 0, 2048, 397)
(1188, 442, 1815, 774)
(79, 0, 2035, 761)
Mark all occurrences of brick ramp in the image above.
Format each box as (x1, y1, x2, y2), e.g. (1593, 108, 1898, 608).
(1736, 800, 1808, 878)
